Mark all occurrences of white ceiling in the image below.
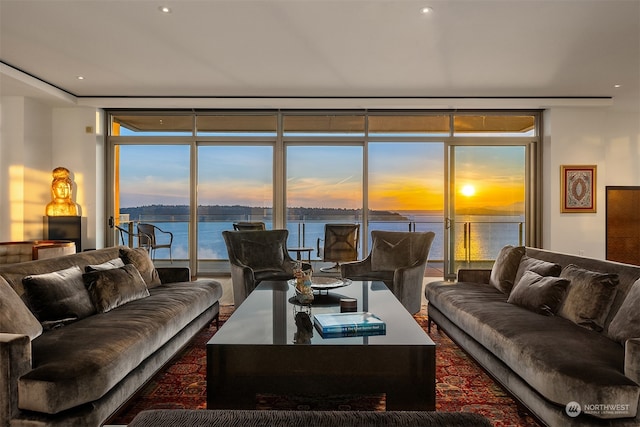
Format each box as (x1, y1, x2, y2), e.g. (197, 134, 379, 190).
(1, 0, 639, 111)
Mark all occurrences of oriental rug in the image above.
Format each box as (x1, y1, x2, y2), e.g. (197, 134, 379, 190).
(109, 305, 540, 427)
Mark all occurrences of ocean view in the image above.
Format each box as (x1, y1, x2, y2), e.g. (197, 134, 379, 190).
(121, 211, 525, 263)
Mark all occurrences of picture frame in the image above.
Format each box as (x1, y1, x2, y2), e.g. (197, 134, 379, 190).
(561, 165, 596, 213)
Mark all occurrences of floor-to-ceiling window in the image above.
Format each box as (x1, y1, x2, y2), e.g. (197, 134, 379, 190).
(107, 110, 540, 277)
(110, 114, 193, 268)
(367, 114, 447, 274)
(444, 114, 536, 276)
(284, 114, 364, 259)
(195, 114, 276, 273)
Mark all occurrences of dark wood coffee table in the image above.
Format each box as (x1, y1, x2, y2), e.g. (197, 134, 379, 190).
(206, 280, 435, 410)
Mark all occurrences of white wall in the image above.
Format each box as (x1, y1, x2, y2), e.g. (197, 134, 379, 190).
(52, 108, 104, 250)
(543, 108, 640, 258)
(0, 97, 104, 249)
(0, 97, 53, 241)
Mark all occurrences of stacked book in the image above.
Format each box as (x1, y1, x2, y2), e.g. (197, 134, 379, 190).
(313, 312, 386, 338)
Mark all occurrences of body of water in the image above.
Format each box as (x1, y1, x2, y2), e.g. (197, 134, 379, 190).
(129, 214, 525, 263)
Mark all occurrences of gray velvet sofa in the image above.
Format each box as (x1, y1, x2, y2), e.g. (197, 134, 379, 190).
(0, 246, 223, 427)
(127, 409, 492, 427)
(426, 246, 640, 427)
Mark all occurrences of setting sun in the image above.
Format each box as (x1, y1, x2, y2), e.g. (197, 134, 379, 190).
(461, 184, 476, 197)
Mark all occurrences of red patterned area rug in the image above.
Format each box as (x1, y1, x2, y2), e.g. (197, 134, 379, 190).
(109, 305, 540, 427)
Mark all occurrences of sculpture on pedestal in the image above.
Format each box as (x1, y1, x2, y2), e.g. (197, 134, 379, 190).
(45, 167, 79, 216)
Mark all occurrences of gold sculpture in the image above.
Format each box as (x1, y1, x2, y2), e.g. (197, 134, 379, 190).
(46, 167, 79, 216)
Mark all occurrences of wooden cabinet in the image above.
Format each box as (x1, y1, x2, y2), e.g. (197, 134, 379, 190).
(606, 186, 640, 266)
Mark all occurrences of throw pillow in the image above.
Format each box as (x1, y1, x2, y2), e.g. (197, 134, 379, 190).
(507, 270, 570, 315)
(607, 278, 640, 344)
(0, 276, 42, 339)
(85, 257, 125, 272)
(371, 236, 412, 272)
(513, 256, 562, 287)
(489, 245, 526, 294)
(558, 264, 619, 332)
(119, 247, 161, 288)
(22, 265, 96, 322)
(83, 264, 150, 313)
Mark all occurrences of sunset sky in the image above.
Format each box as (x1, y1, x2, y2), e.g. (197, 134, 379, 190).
(118, 144, 525, 214)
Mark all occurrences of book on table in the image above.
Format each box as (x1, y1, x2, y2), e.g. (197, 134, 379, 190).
(313, 312, 386, 337)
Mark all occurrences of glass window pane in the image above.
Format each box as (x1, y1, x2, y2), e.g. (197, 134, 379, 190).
(197, 146, 273, 262)
(452, 145, 526, 270)
(368, 115, 450, 136)
(115, 145, 190, 261)
(286, 145, 363, 257)
(196, 115, 277, 137)
(111, 114, 193, 136)
(368, 142, 444, 269)
(453, 115, 536, 136)
(283, 115, 365, 137)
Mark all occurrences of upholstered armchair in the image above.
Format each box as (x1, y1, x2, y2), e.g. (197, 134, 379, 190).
(341, 230, 435, 314)
(223, 229, 311, 307)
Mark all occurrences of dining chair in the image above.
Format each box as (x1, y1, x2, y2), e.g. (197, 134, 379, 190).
(137, 223, 174, 262)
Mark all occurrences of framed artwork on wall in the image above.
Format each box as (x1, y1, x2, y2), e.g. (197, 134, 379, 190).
(561, 165, 597, 213)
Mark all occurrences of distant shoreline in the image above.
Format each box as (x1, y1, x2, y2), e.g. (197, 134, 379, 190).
(120, 205, 409, 221)
(120, 205, 524, 220)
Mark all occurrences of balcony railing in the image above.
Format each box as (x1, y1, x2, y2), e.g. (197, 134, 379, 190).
(116, 214, 524, 275)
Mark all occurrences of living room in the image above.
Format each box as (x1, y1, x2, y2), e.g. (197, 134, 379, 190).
(1, 1, 639, 426)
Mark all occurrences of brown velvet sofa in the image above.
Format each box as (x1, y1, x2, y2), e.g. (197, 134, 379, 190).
(0, 246, 222, 427)
(426, 246, 640, 427)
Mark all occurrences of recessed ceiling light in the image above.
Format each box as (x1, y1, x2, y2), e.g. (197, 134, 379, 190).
(76, 76, 85, 80)
(421, 6, 433, 14)
(614, 84, 622, 88)
(159, 6, 171, 13)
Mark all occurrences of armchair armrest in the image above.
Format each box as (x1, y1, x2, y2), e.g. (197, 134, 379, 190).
(156, 267, 191, 283)
(457, 268, 492, 284)
(0, 333, 31, 423)
(340, 256, 373, 279)
(625, 338, 640, 384)
(156, 226, 174, 245)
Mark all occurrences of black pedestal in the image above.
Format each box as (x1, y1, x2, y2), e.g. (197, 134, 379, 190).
(43, 216, 81, 252)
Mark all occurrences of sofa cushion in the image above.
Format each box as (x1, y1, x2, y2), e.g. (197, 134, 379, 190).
(22, 265, 96, 323)
(0, 275, 42, 339)
(607, 278, 640, 344)
(18, 278, 223, 414)
(489, 245, 525, 294)
(507, 270, 569, 315)
(426, 281, 639, 419)
(558, 264, 619, 332)
(119, 247, 161, 288)
(513, 255, 562, 287)
(83, 264, 150, 313)
(85, 257, 125, 272)
(0, 247, 123, 299)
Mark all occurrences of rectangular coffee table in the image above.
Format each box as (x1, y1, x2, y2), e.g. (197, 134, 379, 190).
(207, 280, 435, 410)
